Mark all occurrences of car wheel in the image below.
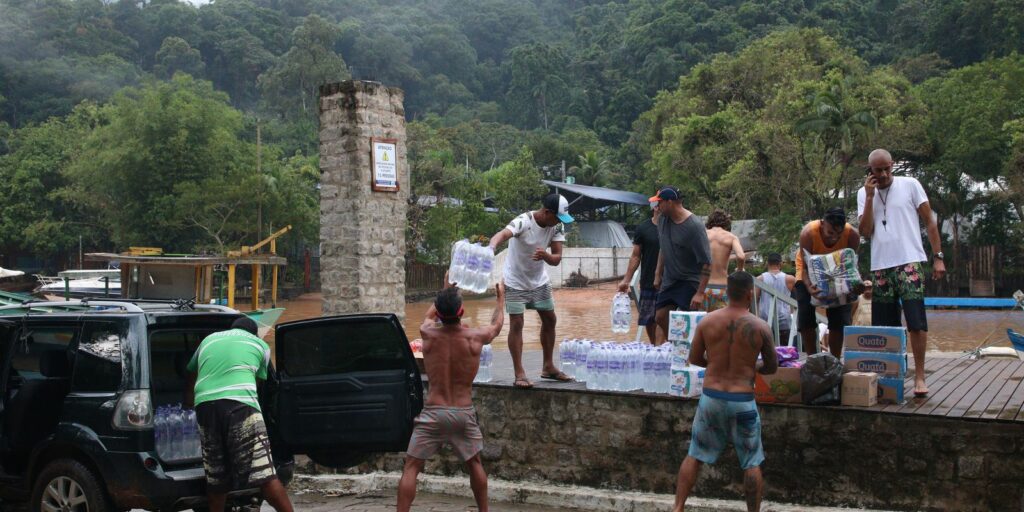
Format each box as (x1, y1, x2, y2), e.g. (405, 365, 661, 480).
(31, 459, 111, 512)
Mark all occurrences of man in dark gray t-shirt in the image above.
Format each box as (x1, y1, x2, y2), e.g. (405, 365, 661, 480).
(650, 187, 712, 345)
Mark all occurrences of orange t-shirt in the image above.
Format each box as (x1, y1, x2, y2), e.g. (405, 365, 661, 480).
(794, 220, 853, 279)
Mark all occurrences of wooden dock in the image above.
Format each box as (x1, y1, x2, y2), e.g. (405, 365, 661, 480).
(484, 350, 1024, 423)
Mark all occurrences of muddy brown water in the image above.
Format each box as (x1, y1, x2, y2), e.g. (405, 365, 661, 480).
(255, 282, 1023, 354)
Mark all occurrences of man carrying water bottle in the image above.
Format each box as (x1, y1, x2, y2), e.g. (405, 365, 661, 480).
(488, 193, 573, 389)
(186, 317, 293, 512)
(398, 276, 505, 512)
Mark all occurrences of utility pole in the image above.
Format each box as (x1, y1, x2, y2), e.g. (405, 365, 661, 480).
(256, 119, 262, 240)
(78, 235, 83, 269)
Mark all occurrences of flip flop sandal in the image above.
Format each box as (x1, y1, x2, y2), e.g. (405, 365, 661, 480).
(539, 371, 574, 382)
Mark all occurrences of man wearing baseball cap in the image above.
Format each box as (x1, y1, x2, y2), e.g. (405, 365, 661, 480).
(488, 193, 573, 388)
(649, 187, 712, 345)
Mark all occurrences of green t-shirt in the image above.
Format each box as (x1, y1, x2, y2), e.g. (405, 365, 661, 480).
(187, 328, 270, 411)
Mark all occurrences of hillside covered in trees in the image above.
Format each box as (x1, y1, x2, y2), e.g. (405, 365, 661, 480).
(1, 0, 1022, 271)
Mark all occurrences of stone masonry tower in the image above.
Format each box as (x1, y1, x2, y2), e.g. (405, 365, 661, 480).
(319, 81, 408, 318)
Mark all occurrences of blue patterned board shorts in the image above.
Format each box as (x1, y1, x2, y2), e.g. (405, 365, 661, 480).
(688, 388, 765, 470)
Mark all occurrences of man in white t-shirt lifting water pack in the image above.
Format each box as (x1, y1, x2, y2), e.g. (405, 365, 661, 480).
(857, 148, 946, 397)
(489, 193, 573, 389)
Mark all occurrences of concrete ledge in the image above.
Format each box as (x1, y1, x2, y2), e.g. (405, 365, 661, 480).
(291, 472, 892, 512)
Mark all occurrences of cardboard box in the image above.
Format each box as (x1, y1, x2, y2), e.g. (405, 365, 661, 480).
(668, 311, 706, 342)
(843, 326, 907, 353)
(754, 366, 802, 404)
(843, 351, 907, 378)
(841, 372, 878, 407)
(669, 364, 704, 398)
(877, 377, 905, 404)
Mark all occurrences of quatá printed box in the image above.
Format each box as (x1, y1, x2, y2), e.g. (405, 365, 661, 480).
(754, 366, 802, 404)
(843, 326, 907, 354)
(840, 371, 878, 407)
(877, 377, 905, 404)
(843, 351, 907, 379)
(668, 311, 706, 342)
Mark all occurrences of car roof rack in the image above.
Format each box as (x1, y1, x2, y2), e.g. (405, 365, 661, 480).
(0, 297, 243, 315)
(0, 299, 145, 313)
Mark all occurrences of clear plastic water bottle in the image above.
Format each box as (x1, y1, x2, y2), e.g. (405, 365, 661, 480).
(577, 340, 589, 383)
(459, 243, 481, 293)
(154, 405, 167, 458)
(167, 404, 182, 460)
(474, 345, 493, 383)
(476, 246, 494, 293)
(660, 347, 672, 393)
(448, 239, 468, 285)
(594, 344, 608, 390)
(641, 346, 653, 392)
(559, 339, 573, 378)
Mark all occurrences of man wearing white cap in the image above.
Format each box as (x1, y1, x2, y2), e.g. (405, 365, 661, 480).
(489, 193, 573, 388)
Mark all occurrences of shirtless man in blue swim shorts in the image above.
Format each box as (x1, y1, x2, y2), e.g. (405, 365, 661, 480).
(674, 271, 778, 512)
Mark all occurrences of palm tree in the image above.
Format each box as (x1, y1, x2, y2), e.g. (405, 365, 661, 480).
(568, 151, 612, 186)
(796, 77, 878, 210)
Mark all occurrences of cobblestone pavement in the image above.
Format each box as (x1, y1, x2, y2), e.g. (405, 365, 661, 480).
(261, 490, 564, 511)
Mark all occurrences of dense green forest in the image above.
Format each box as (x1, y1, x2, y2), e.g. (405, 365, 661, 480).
(0, 0, 1022, 273)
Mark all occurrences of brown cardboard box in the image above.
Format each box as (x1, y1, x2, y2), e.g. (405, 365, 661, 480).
(841, 372, 878, 407)
(754, 366, 802, 404)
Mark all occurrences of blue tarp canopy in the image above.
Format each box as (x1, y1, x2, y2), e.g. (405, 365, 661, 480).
(542, 180, 649, 213)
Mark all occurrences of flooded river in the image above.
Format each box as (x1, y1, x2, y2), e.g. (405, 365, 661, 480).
(260, 282, 1023, 354)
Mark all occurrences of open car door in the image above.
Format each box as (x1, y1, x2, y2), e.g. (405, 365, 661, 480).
(272, 314, 423, 467)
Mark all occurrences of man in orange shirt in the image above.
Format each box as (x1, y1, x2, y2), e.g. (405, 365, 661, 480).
(794, 207, 860, 357)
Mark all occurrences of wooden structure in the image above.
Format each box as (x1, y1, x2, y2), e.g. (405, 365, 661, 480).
(84, 253, 286, 309)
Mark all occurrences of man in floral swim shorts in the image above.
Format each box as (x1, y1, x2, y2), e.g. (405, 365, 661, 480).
(858, 148, 947, 397)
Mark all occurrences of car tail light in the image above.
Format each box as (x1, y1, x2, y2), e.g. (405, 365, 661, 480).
(113, 389, 153, 430)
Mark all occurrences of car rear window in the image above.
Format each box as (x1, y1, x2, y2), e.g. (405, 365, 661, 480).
(72, 321, 125, 392)
(11, 325, 77, 379)
(279, 320, 408, 377)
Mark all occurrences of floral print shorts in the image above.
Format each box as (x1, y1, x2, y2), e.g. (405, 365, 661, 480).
(872, 262, 925, 303)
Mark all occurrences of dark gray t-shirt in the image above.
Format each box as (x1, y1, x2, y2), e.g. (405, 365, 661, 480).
(658, 214, 711, 289)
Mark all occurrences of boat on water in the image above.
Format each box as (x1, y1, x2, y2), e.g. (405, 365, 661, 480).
(0, 267, 36, 293)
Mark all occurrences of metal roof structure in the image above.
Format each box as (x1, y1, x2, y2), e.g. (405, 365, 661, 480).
(542, 180, 649, 213)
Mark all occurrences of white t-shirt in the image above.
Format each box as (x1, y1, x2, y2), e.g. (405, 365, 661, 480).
(857, 176, 929, 271)
(502, 212, 566, 291)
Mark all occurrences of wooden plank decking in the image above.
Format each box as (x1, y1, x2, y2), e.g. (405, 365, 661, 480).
(483, 350, 1024, 423)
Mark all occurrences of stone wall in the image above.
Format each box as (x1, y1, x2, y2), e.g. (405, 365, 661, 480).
(312, 385, 1024, 511)
(318, 81, 408, 319)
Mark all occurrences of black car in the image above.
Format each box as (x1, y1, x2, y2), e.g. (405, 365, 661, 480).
(0, 300, 423, 511)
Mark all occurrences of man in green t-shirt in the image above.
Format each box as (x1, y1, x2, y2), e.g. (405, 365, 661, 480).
(187, 317, 293, 512)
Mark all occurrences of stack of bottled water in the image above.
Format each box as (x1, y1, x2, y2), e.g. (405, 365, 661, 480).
(155, 403, 201, 462)
(474, 345, 493, 383)
(610, 293, 632, 334)
(447, 241, 495, 294)
(558, 340, 673, 393)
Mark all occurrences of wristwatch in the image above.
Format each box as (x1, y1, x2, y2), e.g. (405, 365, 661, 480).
(934, 252, 944, 260)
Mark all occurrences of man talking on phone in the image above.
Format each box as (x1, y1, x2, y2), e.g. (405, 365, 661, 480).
(857, 149, 946, 397)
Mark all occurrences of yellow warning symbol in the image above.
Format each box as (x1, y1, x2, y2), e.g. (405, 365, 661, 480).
(382, 151, 390, 162)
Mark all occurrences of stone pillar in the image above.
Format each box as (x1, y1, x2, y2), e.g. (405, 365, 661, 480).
(319, 81, 408, 319)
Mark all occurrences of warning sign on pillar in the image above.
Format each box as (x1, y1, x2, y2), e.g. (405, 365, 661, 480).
(371, 138, 399, 192)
